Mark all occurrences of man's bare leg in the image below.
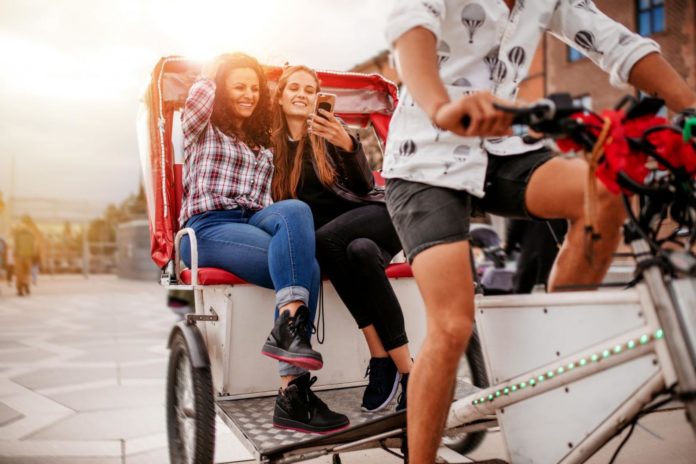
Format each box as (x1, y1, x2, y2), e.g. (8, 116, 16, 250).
(525, 157, 626, 290)
(408, 241, 475, 464)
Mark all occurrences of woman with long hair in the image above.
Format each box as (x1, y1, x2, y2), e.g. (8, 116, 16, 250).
(271, 65, 413, 412)
(179, 53, 348, 433)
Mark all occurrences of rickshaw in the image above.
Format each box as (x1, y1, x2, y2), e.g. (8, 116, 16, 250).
(136, 57, 488, 464)
(138, 57, 696, 463)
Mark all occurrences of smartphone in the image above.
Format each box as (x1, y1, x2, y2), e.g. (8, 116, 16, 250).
(315, 93, 336, 117)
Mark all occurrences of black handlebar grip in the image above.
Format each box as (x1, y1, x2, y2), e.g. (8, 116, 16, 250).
(460, 115, 471, 129)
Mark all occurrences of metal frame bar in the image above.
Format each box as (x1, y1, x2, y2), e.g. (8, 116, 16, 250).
(447, 326, 664, 428)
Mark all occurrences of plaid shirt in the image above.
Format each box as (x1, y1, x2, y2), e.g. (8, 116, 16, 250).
(179, 78, 274, 227)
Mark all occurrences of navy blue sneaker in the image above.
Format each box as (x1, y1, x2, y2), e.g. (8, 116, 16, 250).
(361, 357, 401, 412)
(396, 373, 409, 411)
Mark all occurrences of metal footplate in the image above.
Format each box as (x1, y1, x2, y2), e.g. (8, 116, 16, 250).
(216, 383, 484, 463)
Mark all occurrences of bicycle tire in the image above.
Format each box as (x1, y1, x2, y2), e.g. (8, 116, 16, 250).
(167, 330, 216, 464)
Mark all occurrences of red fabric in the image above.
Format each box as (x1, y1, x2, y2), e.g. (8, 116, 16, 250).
(373, 171, 386, 187)
(385, 262, 413, 278)
(180, 262, 414, 286)
(555, 110, 696, 195)
(180, 268, 248, 285)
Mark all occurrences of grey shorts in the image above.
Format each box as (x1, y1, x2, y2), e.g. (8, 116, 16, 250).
(385, 148, 552, 263)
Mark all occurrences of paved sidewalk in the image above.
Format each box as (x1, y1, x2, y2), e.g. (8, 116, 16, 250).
(0, 275, 694, 463)
(0, 275, 254, 464)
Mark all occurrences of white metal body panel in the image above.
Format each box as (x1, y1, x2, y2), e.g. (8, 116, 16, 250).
(502, 356, 658, 463)
(475, 286, 663, 463)
(198, 276, 426, 397)
(476, 289, 646, 383)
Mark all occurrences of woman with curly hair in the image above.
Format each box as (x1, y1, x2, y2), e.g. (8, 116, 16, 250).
(271, 65, 413, 413)
(179, 53, 348, 433)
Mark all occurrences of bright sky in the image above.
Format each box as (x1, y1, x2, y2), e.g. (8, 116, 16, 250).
(0, 0, 396, 215)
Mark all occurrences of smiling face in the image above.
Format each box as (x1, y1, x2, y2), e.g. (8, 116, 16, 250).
(279, 70, 318, 119)
(224, 67, 260, 121)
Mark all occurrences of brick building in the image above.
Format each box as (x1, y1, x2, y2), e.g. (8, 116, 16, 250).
(546, 0, 696, 112)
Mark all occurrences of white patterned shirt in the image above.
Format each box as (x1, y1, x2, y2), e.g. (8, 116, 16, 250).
(383, 0, 660, 195)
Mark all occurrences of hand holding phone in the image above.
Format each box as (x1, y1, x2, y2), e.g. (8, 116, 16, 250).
(315, 93, 336, 119)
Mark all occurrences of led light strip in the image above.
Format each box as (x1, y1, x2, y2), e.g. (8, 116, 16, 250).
(471, 328, 664, 406)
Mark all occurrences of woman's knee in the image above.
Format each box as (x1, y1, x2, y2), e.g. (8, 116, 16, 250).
(346, 238, 383, 266)
(275, 199, 312, 217)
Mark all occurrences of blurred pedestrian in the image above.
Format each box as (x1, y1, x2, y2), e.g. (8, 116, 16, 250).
(13, 217, 36, 296)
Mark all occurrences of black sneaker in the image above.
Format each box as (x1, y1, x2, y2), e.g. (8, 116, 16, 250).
(361, 357, 401, 412)
(396, 373, 409, 411)
(273, 373, 350, 434)
(262, 306, 323, 370)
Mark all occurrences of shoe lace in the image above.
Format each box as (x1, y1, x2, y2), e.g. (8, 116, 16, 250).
(364, 362, 388, 394)
(288, 312, 310, 338)
(305, 376, 329, 411)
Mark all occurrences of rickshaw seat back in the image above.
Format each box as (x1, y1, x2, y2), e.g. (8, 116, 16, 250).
(138, 57, 399, 272)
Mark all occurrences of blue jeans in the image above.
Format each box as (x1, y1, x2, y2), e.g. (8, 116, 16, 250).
(181, 200, 320, 376)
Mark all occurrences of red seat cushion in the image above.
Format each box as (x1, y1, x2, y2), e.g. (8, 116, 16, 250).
(180, 262, 413, 286)
(385, 262, 413, 278)
(180, 267, 248, 285)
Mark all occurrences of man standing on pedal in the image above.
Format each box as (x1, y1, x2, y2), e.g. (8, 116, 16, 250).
(382, 1, 696, 462)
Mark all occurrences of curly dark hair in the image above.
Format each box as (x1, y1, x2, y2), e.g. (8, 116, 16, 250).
(210, 53, 271, 149)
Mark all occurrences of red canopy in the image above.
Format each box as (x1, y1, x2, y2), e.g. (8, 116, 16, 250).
(137, 56, 399, 268)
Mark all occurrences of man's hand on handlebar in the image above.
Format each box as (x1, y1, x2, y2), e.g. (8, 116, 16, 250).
(433, 92, 515, 138)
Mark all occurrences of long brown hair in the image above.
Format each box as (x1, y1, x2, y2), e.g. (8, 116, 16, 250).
(211, 53, 271, 149)
(270, 65, 336, 200)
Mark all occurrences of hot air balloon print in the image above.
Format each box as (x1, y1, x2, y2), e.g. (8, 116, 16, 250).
(461, 3, 486, 44)
(492, 61, 508, 86)
(452, 77, 472, 87)
(508, 46, 526, 83)
(437, 41, 451, 68)
(399, 140, 417, 157)
(484, 46, 500, 80)
(453, 145, 470, 162)
(574, 30, 604, 55)
(575, 0, 597, 13)
(443, 160, 454, 175)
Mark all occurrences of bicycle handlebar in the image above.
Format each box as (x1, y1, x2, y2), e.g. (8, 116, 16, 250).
(459, 93, 584, 132)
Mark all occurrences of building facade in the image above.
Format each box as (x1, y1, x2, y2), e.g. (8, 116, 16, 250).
(546, 0, 696, 112)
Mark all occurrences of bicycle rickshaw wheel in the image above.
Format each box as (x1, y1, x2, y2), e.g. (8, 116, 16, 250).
(167, 330, 215, 464)
(443, 328, 489, 455)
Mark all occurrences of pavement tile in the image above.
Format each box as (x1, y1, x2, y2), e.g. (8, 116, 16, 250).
(45, 384, 164, 412)
(11, 367, 118, 390)
(0, 401, 24, 426)
(0, 349, 58, 364)
(119, 361, 167, 380)
(0, 457, 123, 464)
(27, 406, 165, 441)
(126, 446, 168, 464)
(68, 342, 167, 364)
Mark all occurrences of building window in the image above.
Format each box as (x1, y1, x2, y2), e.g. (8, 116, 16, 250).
(637, 0, 665, 36)
(573, 94, 593, 111)
(567, 46, 584, 62)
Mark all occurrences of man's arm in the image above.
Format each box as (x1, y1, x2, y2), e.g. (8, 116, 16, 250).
(627, 53, 696, 111)
(393, 27, 514, 137)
